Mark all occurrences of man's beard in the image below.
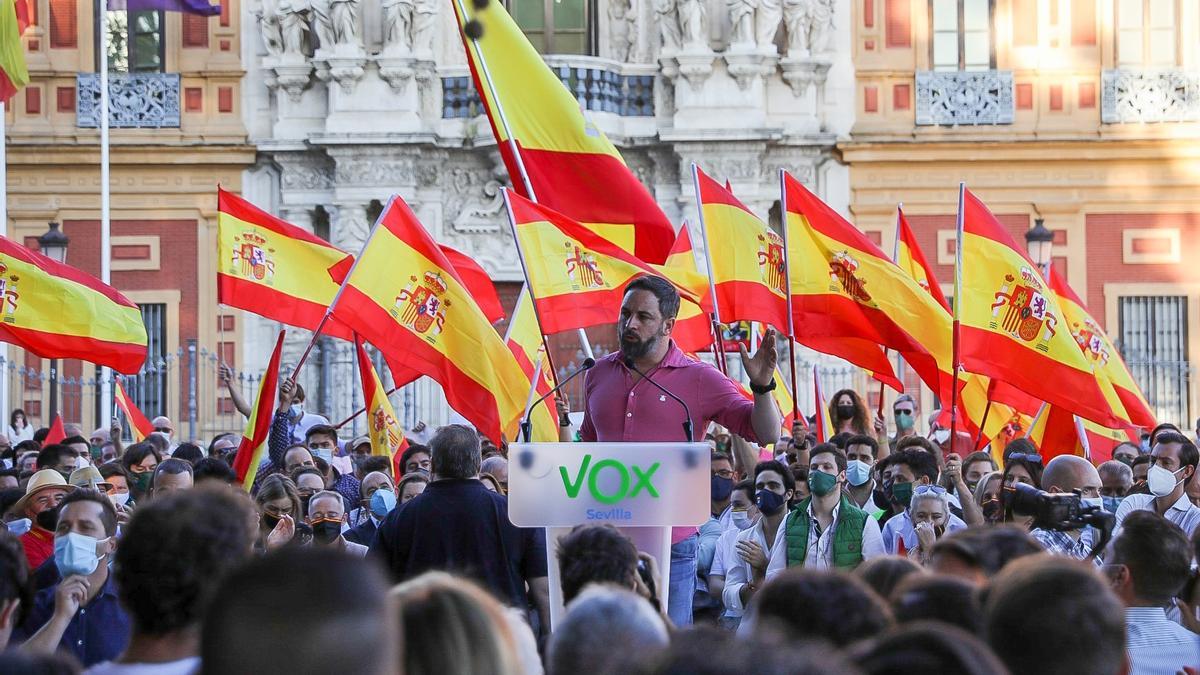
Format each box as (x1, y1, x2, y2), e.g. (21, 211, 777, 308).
(619, 331, 660, 361)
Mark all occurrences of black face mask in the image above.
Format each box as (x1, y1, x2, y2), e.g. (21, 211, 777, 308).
(36, 505, 60, 532)
(261, 513, 281, 531)
(311, 519, 342, 545)
(836, 404, 856, 421)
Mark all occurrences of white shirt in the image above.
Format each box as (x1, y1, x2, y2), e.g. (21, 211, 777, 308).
(1125, 606, 1200, 675)
(881, 510, 968, 555)
(287, 411, 331, 445)
(8, 424, 33, 443)
(1115, 493, 1200, 540)
(86, 657, 200, 675)
(721, 520, 783, 615)
(764, 500, 885, 575)
(847, 482, 886, 513)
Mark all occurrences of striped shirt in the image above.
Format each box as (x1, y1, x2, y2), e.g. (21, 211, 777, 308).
(1126, 606, 1200, 675)
(1115, 493, 1200, 540)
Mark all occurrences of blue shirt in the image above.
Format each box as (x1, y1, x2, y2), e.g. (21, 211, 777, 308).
(14, 573, 131, 668)
(1126, 606, 1200, 675)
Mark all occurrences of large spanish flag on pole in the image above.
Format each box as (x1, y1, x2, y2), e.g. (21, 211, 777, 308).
(450, 0, 674, 263)
(1046, 267, 1155, 429)
(506, 190, 711, 335)
(329, 196, 529, 446)
(663, 225, 716, 353)
(0, 0, 29, 104)
(0, 236, 147, 373)
(895, 207, 951, 313)
(693, 165, 789, 333)
(503, 289, 558, 442)
(355, 336, 409, 458)
(783, 172, 953, 399)
(217, 188, 355, 340)
(958, 189, 1118, 427)
(233, 330, 285, 491)
(114, 379, 154, 443)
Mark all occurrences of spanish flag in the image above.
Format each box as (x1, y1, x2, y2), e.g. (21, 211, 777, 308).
(0, 235, 147, 374)
(355, 336, 409, 458)
(507, 191, 710, 335)
(0, 0, 29, 104)
(783, 173, 953, 399)
(695, 166, 789, 332)
(1026, 401, 1134, 464)
(664, 225, 715, 353)
(894, 207, 951, 313)
(958, 190, 1117, 427)
(217, 188, 354, 340)
(451, 0, 674, 263)
(114, 380, 154, 443)
(439, 243, 505, 325)
(502, 289, 558, 442)
(329, 195, 529, 446)
(233, 330, 284, 491)
(1046, 267, 1155, 429)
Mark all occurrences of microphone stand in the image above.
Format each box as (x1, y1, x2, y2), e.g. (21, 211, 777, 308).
(520, 357, 595, 442)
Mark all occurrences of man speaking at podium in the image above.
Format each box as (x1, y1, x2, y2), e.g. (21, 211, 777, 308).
(578, 275, 782, 626)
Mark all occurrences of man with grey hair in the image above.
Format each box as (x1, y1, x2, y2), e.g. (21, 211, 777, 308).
(370, 425, 550, 632)
(884, 393, 919, 454)
(547, 586, 669, 675)
(480, 455, 508, 493)
(1030, 454, 1104, 561)
(1098, 460, 1133, 513)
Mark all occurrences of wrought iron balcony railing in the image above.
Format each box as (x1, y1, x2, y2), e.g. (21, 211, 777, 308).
(915, 70, 1014, 126)
(77, 73, 181, 129)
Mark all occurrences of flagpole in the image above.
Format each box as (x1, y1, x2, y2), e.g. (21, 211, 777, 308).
(778, 169, 801, 426)
(454, 0, 594, 363)
(501, 189, 562, 395)
(691, 164, 727, 375)
(876, 203, 906, 422)
(0, 101, 8, 422)
(96, 2, 113, 430)
(950, 184, 965, 451)
(971, 398, 993, 449)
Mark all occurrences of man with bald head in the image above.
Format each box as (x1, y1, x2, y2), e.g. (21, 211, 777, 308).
(345, 471, 394, 546)
(480, 455, 508, 494)
(1029, 454, 1104, 561)
(1098, 460, 1133, 513)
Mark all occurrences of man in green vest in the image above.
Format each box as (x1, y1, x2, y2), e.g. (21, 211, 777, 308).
(766, 444, 885, 574)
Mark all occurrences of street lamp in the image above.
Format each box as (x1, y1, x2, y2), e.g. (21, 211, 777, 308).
(1024, 218, 1053, 271)
(38, 222, 69, 421)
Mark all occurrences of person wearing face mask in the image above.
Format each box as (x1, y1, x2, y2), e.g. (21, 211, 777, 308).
(254, 475, 301, 552)
(120, 444, 161, 504)
(278, 381, 330, 447)
(13, 470, 75, 570)
(1097, 460, 1132, 514)
(345, 471, 395, 545)
(884, 394, 919, 454)
(1112, 442, 1140, 468)
(765, 445, 884, 575)
(696, 452, 737, 623)
(722, 461, 795, 618)
(843, 436, 886, 516)
(1114, 431, 1200, 539)
(1027, 455, 1105, 562)
(706, 480, 757, 630)
(307, 491, 367, 557)
(12, 490, 128, 667)
(290, 467, 327, 519)
(829, 390, 870, 437)
(878, 449, 967, 554)
(906, 488, 951, 566)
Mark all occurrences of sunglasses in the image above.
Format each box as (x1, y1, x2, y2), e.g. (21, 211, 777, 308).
(1008, 452, 1044, 465)
(914, 484, 947, 497)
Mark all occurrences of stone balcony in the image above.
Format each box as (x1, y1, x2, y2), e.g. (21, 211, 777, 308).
(915, 70, 1014, 126)
(1101, 69, 1200, 124)
(77, 73, 181, 129)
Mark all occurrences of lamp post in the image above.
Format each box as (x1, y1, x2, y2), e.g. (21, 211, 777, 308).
(1025, 218, 1053, 273)
(37, 222, 69, 421)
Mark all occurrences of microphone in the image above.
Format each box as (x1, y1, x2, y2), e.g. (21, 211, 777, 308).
(624, 357, 694, 443)
(520, 357, 595, 442)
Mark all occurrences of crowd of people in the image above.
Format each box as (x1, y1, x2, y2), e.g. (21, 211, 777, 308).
(0, 274, 1198, 673)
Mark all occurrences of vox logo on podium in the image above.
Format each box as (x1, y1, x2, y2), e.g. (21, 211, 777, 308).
(559, 454, 661, 505)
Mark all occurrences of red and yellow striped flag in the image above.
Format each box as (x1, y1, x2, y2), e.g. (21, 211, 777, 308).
(664, 225, 714, 353)
(114, 380, 154, 443)
(217, 188, 354, 340)
(784, 173, 953, 399)
(355, 336, 409, 459)
(813, 370, 833, 443)
(895, 207, 951, 313)
(440, 243, 505, 325)
(0, 235, 147, 373)
(502, 289, 558, 442)
(233, 330, 285, 491)
(507, 191, 711, 335)
(329, 195, 529, 445)
(451, 0, 674, 263)
(0, 0, 29, 104)
(1046, 267, 1155, 429)
(696, 167, 789, 332)
(959, 190, 1117, 427)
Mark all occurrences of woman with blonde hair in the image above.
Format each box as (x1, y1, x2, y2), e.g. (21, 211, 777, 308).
(390, 571, 540, 675)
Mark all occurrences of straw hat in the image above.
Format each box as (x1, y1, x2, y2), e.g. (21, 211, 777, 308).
(12, 469, 74, 516)
(69, 465, 106, 490)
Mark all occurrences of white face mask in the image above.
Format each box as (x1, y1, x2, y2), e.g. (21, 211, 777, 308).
(110, 492, 130, 508)
(75, 455, 90, 470)
(1080, 496, 1103, 510)
(932, 429, 950, 445)
(1147, 464, 1184, 498)
(731, 509, 755, 531)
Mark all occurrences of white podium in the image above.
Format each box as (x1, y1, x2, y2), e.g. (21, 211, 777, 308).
(508, 441, 711, 628)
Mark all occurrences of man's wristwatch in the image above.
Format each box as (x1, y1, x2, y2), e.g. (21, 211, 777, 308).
(749, 379, 777, 395)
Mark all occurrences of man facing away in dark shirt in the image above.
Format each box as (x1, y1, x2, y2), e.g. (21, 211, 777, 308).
(369, 424, 550, 631)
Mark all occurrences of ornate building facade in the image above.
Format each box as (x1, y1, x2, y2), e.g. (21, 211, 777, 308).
(5, 1, 253, 435)
(842, 0, 1200, 422)
(239, 0, 858, 429)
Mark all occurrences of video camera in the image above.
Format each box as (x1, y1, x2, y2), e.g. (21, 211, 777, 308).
(1006, 482, 1115, 557)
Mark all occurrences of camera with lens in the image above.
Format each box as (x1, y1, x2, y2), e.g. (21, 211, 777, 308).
(1006, 482, 1115, 534)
